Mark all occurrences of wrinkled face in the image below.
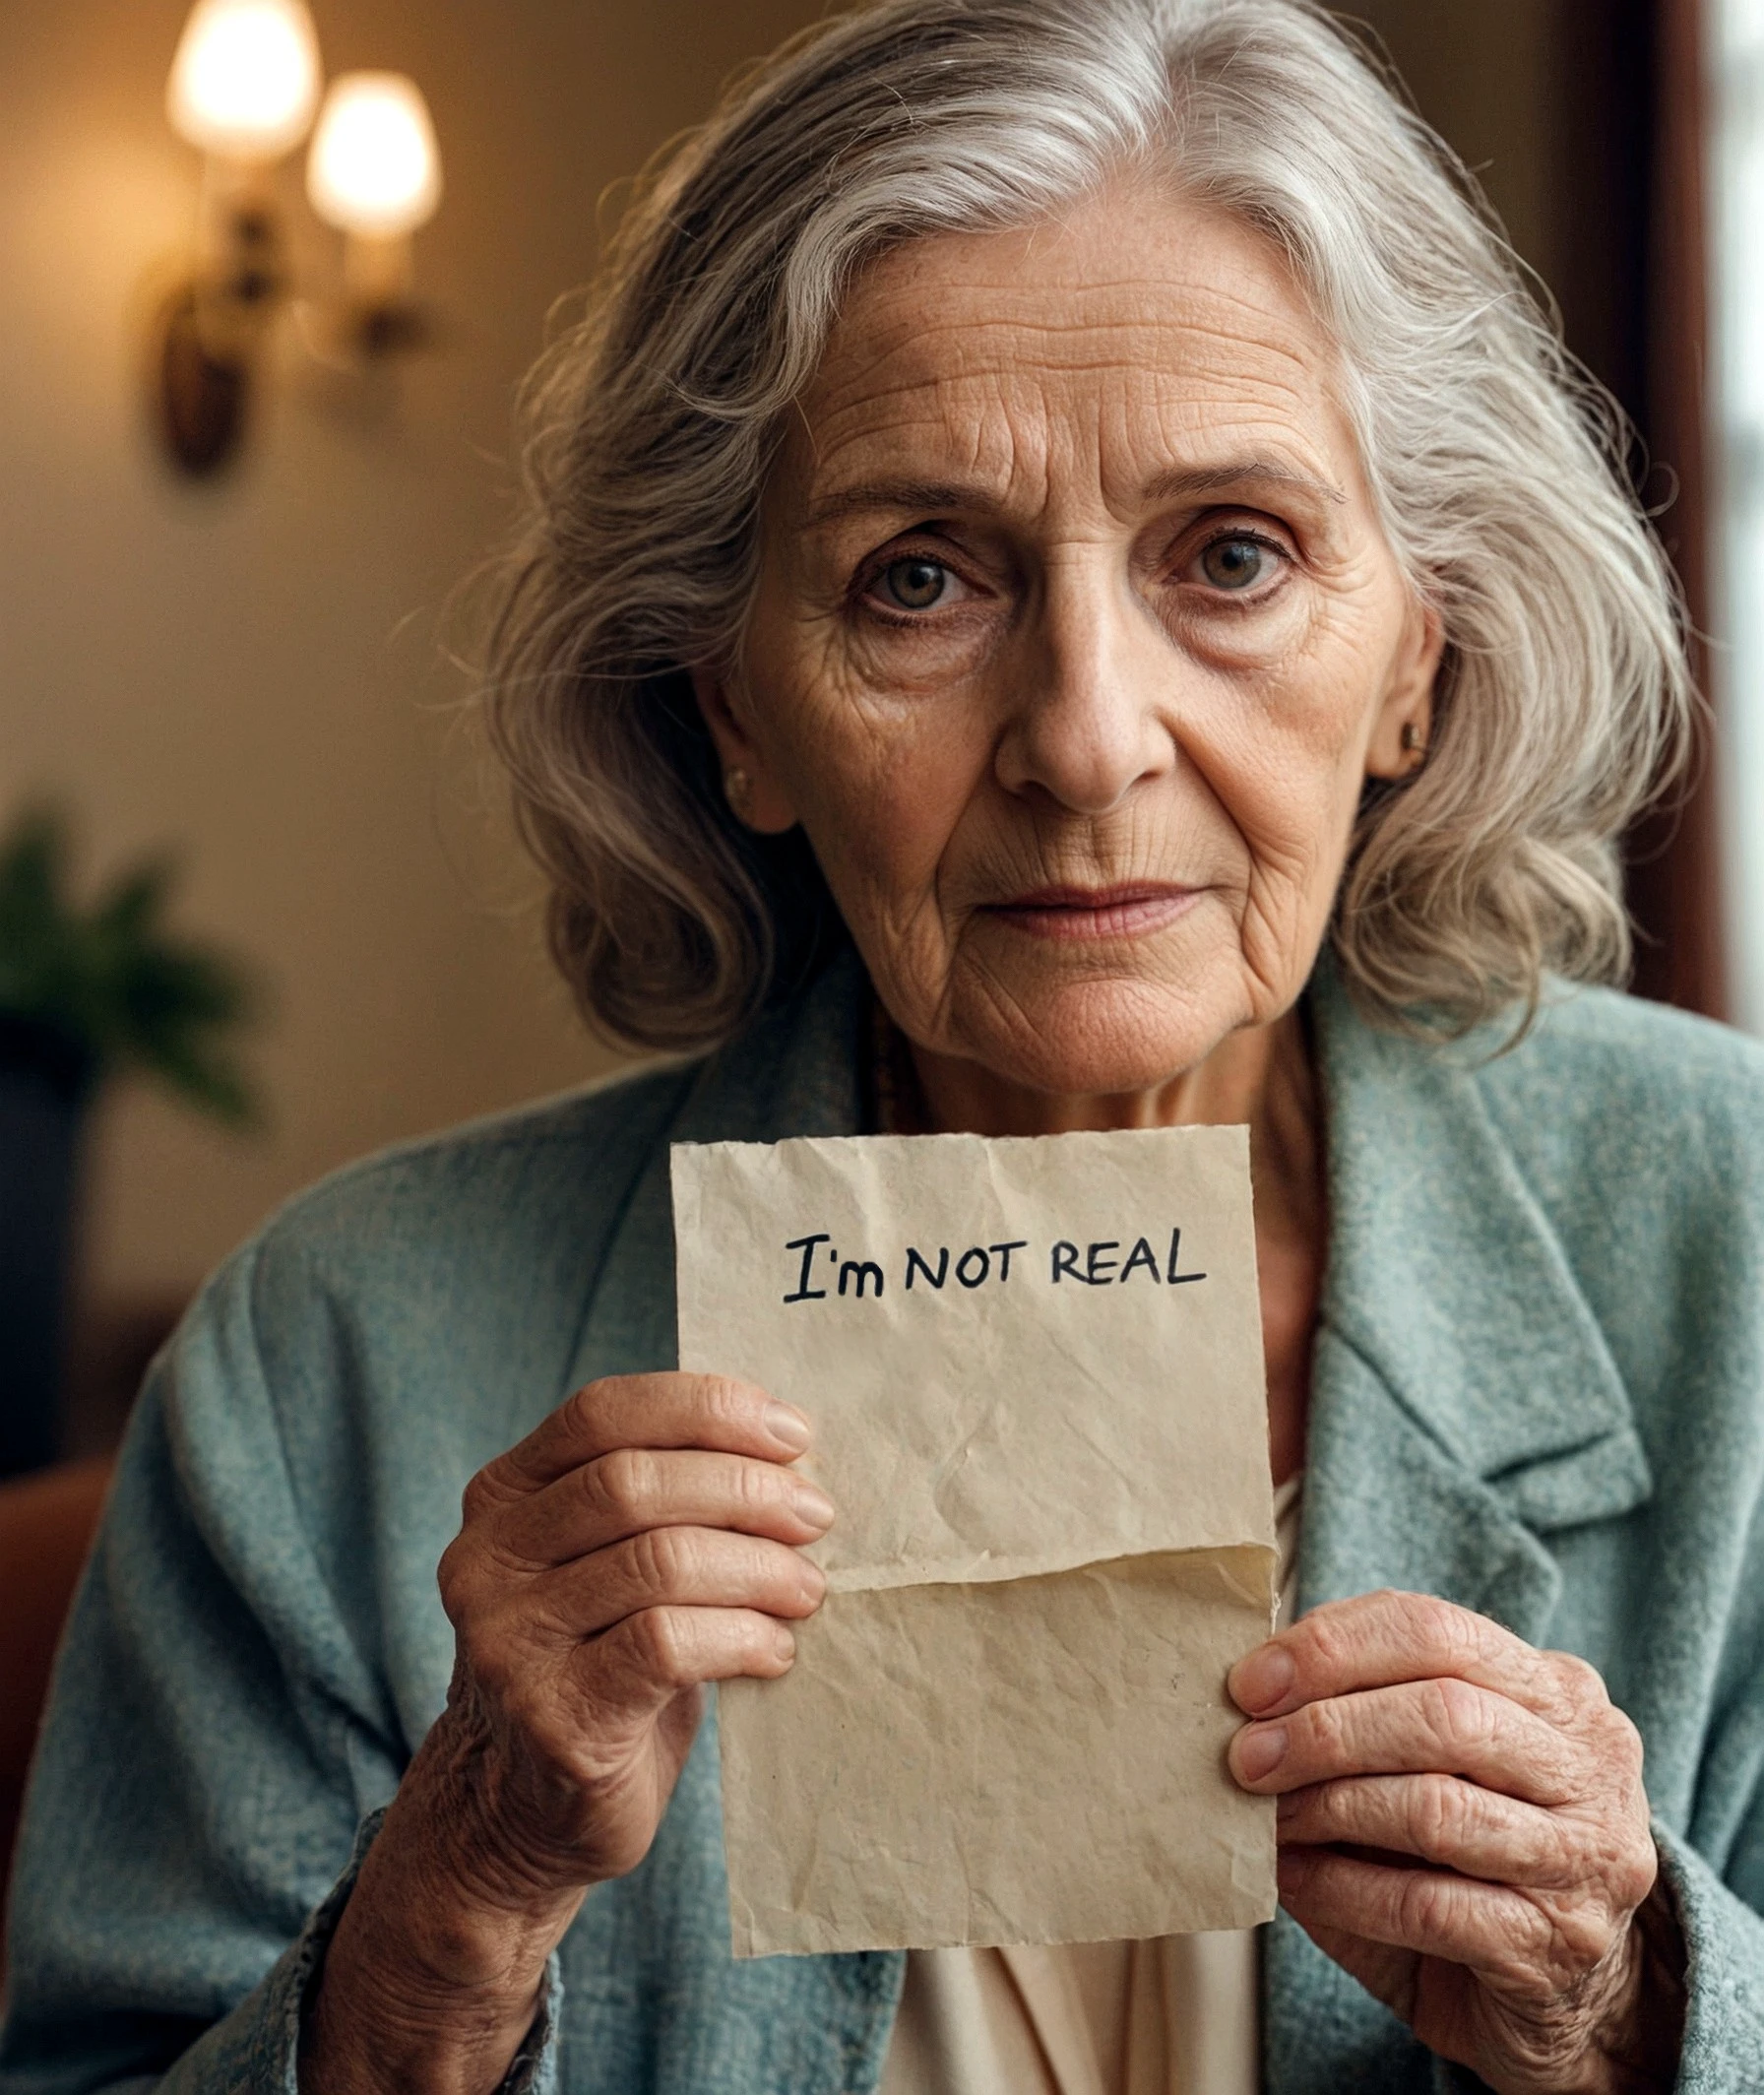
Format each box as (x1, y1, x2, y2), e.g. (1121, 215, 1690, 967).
(698, 183, 1440, 1097)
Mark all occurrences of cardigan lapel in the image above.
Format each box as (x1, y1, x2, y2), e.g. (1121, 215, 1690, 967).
(1301, 962, 1652, 1612)
(1265, 968, 1656, 2095)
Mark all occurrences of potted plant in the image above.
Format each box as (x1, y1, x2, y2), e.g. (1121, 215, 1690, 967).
(0, 806, 256, 1476)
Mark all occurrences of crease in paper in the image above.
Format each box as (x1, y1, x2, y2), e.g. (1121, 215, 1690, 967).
(672, 1125, 1277, 1958)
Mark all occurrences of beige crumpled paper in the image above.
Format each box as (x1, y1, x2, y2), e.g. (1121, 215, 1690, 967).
(670, 1126, 1277, 1959)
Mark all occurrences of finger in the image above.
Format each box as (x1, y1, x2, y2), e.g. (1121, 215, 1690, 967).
(1285, 1921, 1418, 2028)
(497, 1446, 835, 1566)
(1229, 1589, 1606, 1730)
(532, 1526, 826, 1638)
(491, 1374, 811, 1493)
(578, 1603, 799, 1722)
(1276, 1774, 1584, 1888)
(1229, 1677, 1584, 1809)
(1276, 1844, 1557, 1981)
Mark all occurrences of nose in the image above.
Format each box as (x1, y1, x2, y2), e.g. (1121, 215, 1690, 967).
(993, 550, 1177, 815)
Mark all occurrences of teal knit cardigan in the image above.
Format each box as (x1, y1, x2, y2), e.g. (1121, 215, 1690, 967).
(3, 952, 1762, 2092)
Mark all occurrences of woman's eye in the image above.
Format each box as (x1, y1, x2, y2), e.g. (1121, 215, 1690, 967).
(878, 556, 952, 611)
(1198, 537, 1278, 592)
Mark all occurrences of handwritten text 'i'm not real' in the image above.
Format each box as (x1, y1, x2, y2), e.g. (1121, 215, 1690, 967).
(781, 1230, 1208, 1303)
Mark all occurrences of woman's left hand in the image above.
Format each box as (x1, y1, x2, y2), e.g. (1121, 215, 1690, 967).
(1228, 1589, 1684, 2093)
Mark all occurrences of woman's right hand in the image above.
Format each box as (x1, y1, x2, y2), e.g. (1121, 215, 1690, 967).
(300, 1372, 830, 2095)
(431, 1369, 831, 1889)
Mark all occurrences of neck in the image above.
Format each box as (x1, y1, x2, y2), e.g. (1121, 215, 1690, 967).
(908, 1006, 1314, 1147)
(909, 1008, 1325, 1488)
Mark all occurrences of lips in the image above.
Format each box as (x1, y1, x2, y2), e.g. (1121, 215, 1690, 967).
(982, 883, 1202, 941)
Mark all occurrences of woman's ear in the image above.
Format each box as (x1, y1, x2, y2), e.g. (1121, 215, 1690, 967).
(689, 667, 801, 833)
(1364, 597, 1445, 782)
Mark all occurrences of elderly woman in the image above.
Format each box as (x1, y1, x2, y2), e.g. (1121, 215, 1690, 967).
(4, 0, 1761, 2088)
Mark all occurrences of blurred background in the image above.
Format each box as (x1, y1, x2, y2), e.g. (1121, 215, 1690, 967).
(3, 0, 1760, 1938)
(0, 0, 1749, 1467)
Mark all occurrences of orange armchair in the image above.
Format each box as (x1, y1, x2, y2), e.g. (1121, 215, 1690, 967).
(0, 1457, 114, 1972)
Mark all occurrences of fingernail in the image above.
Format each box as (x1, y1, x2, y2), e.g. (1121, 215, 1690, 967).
(1275, 1791, 1300, 1824)
(1229, 1644, 1295, 1714)
(791, 1479, 835, 1530)
(764, 1402, 811, 1454)
(796, 1555, 827, 1603)
(1277, 1847, 1311, 1895)
(771, 1622, 796, 1663)
(1235, 1725, 1288, 1783)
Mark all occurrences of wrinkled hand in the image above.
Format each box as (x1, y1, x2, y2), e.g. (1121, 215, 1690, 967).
(302, 1373, 830, 2095)
(1228, 1591, 1684, 2094)
(431, 1371, 832, 1897)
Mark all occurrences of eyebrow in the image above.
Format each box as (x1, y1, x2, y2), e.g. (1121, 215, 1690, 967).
(1145, 462, 1346, 507)
(801, 460, 1346, 528)
(802, 479, 991, 528)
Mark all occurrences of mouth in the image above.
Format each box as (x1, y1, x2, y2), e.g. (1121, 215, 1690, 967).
(981, 882, 1203, 941)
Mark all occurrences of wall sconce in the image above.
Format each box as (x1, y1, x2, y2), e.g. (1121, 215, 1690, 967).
(306, 73, 443, 353)
(155, 0, 442, 476)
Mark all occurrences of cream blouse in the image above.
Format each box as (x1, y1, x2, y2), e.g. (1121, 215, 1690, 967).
(879, 1478, 1302, 2095)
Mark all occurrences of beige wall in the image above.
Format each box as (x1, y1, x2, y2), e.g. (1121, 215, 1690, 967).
(0, 0, 827, 1306)
(1357, 1, 1561, 282)
(0, 0, 1572, 1311)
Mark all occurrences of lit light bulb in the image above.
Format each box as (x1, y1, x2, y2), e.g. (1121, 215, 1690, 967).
(166, 0, 322, 163)
(305, 74, 443, 240)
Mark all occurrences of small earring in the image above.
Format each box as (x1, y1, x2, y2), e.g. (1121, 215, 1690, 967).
(724, 767, 752, 814)
(1401, 723, 1427, 765)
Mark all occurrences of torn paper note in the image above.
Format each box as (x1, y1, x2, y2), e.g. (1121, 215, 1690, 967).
(670, 1126, 1276, 1958)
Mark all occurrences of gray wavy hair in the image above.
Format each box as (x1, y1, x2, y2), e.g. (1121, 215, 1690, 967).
(481, 0, 1691, 1054)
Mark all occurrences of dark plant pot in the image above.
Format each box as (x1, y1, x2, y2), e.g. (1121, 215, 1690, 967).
(0, 1016, 94, 1478)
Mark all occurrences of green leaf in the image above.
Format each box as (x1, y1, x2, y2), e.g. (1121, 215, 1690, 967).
(0, 802, 261, 1124)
